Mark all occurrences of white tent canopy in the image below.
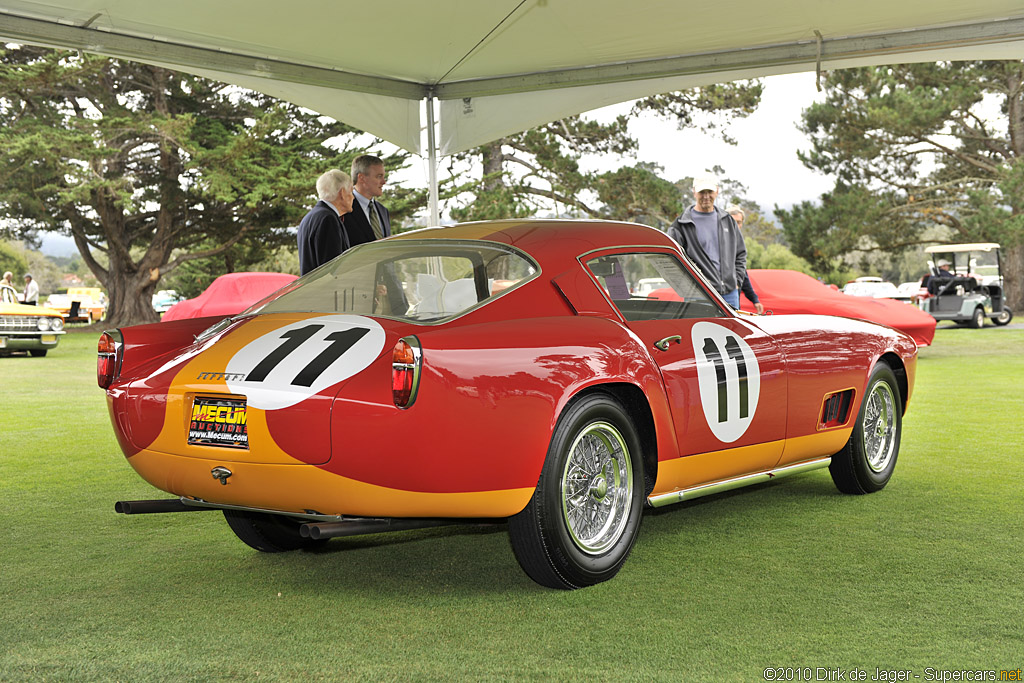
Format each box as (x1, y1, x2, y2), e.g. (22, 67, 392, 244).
(2, 0, 1024, 220)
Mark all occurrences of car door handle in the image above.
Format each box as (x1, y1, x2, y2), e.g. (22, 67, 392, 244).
(654, 335, 682, 351)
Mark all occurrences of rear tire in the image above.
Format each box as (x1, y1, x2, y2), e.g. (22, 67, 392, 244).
(508, 393, 644, 589)
(993, 307, 1013, 326)
(830, 363, 902, 494)
(223, 509, 326, 552)
(29, 349, 47, 357)
(969, 307, 985, 329)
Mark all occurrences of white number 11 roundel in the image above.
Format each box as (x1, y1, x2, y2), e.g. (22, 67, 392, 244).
(691, 322, 760, 443)
(224, 315, 386, 410)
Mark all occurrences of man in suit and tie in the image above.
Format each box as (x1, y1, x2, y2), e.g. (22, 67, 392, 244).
(344, 154, 391, 248)
(344, 154, 406, 313)
(297, 169, 354, 276)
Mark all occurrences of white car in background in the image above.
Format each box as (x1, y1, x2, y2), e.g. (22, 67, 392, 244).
(842, 277, 907, 301)
(632, 277, 668, 297)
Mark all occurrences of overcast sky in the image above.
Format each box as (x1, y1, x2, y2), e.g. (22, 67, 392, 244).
(597, 71, 837, 212)
(401, 70, 838, 221)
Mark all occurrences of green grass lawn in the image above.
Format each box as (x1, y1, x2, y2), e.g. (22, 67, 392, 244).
(1, 327, 1022, 681)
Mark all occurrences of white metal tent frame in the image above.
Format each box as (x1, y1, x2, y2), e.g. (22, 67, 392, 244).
(2, 5, 1024, 224)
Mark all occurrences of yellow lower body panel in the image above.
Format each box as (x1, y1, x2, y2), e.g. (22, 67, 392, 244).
(126, 450, 534, 519)
(650, 429, 852, 502)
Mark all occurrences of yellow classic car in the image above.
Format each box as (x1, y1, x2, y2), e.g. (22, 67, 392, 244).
(45, 286, 107, 323)
(0, 284, 65, 356)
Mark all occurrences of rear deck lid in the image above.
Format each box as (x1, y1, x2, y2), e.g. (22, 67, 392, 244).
(148, 313, 388, 465)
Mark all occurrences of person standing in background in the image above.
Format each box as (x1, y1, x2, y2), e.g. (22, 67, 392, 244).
(344, 154, 406, 313)
(667, 175, 747, 309)
(297, 169, 354, 275)
(23, 273, 39, 305)
(343, 155, 391, 248)
(727, 205, 764, 314)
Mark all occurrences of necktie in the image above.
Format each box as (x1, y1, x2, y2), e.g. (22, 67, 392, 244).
(368, 200, 383, 240)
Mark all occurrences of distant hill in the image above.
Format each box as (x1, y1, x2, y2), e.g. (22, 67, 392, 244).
(39, 233, 79, 258)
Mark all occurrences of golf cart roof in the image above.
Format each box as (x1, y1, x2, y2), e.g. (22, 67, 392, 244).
(925, 243, 1000, 254)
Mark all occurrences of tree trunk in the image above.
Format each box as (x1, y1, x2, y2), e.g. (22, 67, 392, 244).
(1003, 243, 1024, 314)
(102, 267, 161, 327)
(481, 141, 504, 192)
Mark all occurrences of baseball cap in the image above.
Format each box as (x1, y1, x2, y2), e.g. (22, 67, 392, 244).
(937, 259, 950, 267)
(693, 175, 718, 193)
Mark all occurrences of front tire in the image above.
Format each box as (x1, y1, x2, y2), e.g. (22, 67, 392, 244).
(969, 307, 985, 328)
(223, 509, 326, 552)
(508, 393, 644, 589)
(830, 363, 902, 494)
(993, 306, 1013, 326)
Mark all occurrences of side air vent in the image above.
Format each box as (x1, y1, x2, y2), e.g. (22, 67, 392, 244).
(819, 389, 855, 429)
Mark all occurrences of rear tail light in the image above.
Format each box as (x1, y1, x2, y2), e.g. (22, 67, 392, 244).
(392, 336, 422, 408)
(97, 330, 124, 389)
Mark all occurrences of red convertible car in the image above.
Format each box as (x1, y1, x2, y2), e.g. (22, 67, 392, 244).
(100, 220, 916, 589)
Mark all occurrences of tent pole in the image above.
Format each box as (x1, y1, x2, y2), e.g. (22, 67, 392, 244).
(426, 91, 440, 226)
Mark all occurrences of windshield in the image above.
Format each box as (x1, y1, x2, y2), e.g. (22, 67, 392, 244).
(932, 249, 1000, 280)
(247, 239, 539, 324)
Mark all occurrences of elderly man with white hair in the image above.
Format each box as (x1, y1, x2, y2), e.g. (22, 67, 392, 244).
(297, 169, 355, 275)
(667, 175, 747, 308)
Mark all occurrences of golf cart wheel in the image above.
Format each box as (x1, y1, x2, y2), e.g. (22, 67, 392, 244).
(993, 306, 1013, 326)
(969, 307, 985, 329)
(829, 363, 902, 495)
(508, 393, 644, 589)
(223, 509, 327, 552)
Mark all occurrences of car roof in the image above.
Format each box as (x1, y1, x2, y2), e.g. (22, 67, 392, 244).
(389, 219, 678, 263)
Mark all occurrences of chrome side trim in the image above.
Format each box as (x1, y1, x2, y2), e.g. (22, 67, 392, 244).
(647, 457, 832, 509)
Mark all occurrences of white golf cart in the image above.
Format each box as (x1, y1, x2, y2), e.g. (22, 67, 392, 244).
(919, 243, 1013, 328)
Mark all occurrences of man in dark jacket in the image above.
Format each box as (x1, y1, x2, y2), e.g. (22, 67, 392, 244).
(297, 169, 354, 275)
(344, 154, 406, 313)
(667, 175, 747, 308)
(343, 154, 391, 248)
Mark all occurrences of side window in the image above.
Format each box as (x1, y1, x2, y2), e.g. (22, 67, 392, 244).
(586, 252, 724, 321)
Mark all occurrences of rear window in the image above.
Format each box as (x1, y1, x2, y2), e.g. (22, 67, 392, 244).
(252, 239, 539, 323)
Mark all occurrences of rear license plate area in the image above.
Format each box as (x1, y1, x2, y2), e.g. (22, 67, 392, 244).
(188, 396, 249, 449)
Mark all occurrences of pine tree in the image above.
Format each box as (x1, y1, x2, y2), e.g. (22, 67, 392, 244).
(779, 61, 1024, 310)
(0, 46, 421, 325)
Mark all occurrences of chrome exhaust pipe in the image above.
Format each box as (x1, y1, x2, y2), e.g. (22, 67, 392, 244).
(114, 499, 215, 514)
(301, 518, 490, 540)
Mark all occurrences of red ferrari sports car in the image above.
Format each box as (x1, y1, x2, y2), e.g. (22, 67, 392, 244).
(100, 220, 917, 589)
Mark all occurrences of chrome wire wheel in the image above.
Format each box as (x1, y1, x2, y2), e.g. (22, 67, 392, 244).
(560, 420, 633, 555)
(863, 379, 897, 473)
(509, 393, 644, 588)
(829, 363, 902, 495)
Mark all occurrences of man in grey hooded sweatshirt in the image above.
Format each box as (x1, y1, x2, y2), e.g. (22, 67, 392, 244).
(666, 175, 747, 308)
